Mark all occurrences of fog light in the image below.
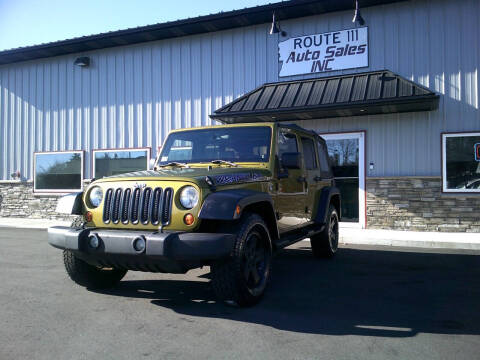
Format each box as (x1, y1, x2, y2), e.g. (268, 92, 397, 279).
(132, 236, 146, 253)
(184, 213, 195, 226)
(85, 211, 93, 222)
(88, 234, 100, 249)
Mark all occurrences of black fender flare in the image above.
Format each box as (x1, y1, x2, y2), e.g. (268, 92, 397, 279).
(198, 189, 279, 241)
(314, 186, 341, 224)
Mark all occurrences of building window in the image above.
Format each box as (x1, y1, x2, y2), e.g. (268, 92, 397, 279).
(92, 148, 150, 179)
(442, 132, 480, 193)
(34, 151, 84, 193)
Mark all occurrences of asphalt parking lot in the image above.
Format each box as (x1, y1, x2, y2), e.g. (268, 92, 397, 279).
(1, 227, 479, 360)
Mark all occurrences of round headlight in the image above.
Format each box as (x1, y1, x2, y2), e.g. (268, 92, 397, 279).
(179, 186, 199, 209)
(88, 186, 103, 208)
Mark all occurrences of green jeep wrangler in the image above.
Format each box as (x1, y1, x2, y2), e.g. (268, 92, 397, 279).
(48, 122, 341, 306)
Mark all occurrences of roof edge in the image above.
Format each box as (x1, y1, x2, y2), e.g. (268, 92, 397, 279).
(0, 0, 407, 65)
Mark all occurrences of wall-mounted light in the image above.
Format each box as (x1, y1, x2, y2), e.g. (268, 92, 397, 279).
(10, 170, 21, 180)
(269, 12, 287, 37)
(74, 56, 90, 67)
(352, 0, 366, 26)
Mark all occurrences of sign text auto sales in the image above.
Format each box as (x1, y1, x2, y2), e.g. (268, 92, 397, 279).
(278, 27, 368, 77)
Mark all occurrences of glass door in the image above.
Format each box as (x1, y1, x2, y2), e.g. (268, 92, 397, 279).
(320, 132, 366, 228)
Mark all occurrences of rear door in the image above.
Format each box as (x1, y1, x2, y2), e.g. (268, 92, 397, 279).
(300, 136, 322, 223)
(315, 137, 335, 220)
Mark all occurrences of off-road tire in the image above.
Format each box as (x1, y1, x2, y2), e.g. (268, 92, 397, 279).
(310, 205, 339, 258)
(210, 213, 272, 307)
(63, 250, 127, 289)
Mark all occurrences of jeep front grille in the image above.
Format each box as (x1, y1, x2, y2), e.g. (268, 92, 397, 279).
(102, 186, 173, 226)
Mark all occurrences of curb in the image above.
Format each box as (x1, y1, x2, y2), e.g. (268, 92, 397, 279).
(339, 237, 480, 250)
(339, 229, 480, 250)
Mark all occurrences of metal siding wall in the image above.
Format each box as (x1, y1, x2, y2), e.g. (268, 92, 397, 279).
(285, 0, 479, 177)
(0, 0, 478, 181)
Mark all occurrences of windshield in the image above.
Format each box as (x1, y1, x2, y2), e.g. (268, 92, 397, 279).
(158, 126, 272, 165)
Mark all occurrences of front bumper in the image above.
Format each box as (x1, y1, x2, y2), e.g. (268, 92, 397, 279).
(48, 226, 235, 273)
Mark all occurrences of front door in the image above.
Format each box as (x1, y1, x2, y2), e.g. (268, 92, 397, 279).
(275, 129, 308, 233)
(320, 132, 366, 228)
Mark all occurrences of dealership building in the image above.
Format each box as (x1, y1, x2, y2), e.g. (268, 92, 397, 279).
(0, 0, 479, 232)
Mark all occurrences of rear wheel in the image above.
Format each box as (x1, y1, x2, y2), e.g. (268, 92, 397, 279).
(63, 250, 127, 289)
(211, 213, 272, 307)
(310, 205, 339, 258)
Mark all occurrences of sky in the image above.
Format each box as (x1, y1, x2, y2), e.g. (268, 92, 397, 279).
(0, 0, 276, 51)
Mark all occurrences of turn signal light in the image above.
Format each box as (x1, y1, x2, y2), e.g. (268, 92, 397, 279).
(85, 211, 93, 222)
(184, 213, 195, 226)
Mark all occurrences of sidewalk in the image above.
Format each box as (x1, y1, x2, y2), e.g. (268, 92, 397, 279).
(0, 217, 70, 229)
(340, 227, 480, 250)
(0, 217, 479, 250)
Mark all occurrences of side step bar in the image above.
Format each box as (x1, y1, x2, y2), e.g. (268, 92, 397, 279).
(275, 223, 325, 250)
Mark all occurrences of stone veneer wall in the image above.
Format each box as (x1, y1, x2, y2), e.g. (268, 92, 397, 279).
(367, 177, 480, 232)
(2, 177, 480, 232)
(0, 181, 82, 221)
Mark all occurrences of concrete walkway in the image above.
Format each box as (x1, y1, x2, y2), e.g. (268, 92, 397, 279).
(0, 217, 70, 229)
(340, 227, 480, 250)
(0, 217, 479, 250)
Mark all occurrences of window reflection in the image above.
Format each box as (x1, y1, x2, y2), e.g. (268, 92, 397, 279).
(326, 139, 359, 178)
(159, 127, 272, 164)
(326, 139, 360, 222)
(94, 149, 149, 178)
(35, 152, 83, 191)
(444, 134, 480, 191)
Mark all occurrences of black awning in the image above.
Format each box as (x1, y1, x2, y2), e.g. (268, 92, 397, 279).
(210, 70, 440, 123)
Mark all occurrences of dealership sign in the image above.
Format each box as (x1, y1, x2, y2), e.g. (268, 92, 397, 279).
(279, 27, 368, 77)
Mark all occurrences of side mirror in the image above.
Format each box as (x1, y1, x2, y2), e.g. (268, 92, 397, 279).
(149, 158, 156, 170)
(281, 152, 301, 169)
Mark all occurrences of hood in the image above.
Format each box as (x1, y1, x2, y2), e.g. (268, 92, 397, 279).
(93, 167, 272, 187)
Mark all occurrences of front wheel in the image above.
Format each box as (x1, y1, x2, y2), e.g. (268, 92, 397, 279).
(63, 250, 127, 289)
(210, 213, 272, 307)
(310, 205, 339, 258)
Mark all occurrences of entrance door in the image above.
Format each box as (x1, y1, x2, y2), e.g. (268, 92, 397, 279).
(320, 132, 366, 228)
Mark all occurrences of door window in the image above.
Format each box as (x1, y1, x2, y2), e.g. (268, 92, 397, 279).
(301, 137, 318, 170)
(278, 131, 298, 155)
(326, 138, 359, 223)
(278, 130, 298, 170)
(318, 141, 333, 178)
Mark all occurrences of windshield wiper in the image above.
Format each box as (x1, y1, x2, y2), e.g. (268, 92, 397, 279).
(157, 162, 190, 169)
(210, 159, 238, 167)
